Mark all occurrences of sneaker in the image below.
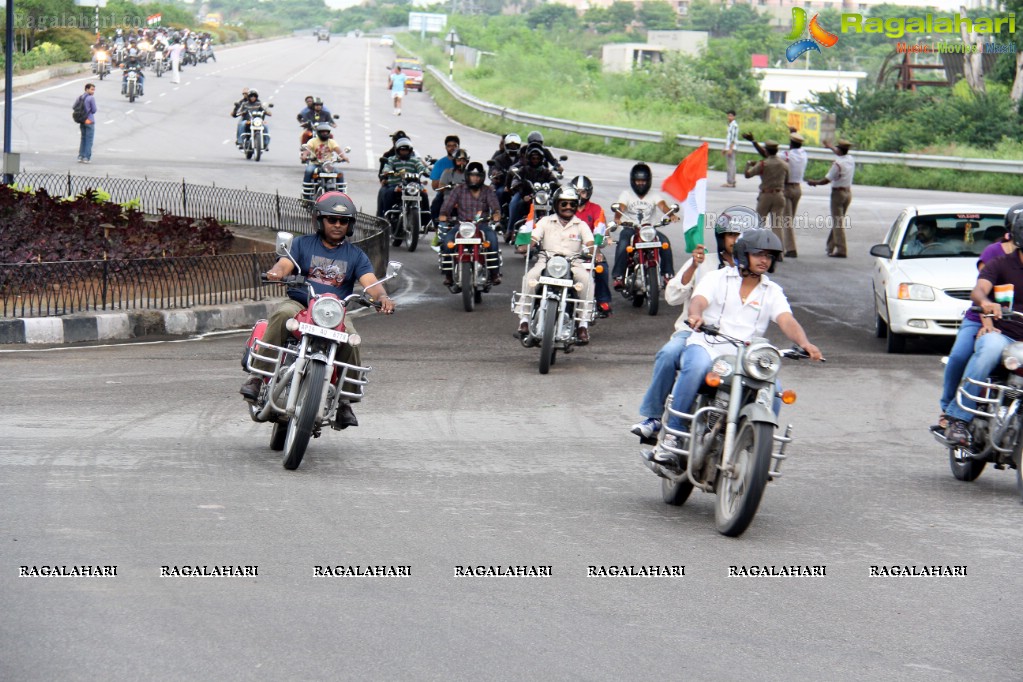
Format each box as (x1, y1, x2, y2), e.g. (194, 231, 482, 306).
(946, 419, 972, 447)
(597, 301, 612, 318)
(652, 434, 683, 466)
(81, 159, 90, 164)
(631, 417, 661, 439)
(612, 277, 624, 291)
(335, 402, 358, 429)
(518, 321, 529, 336)
(239, 376, 262, 402)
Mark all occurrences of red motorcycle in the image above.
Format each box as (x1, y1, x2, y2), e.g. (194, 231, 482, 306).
(440, 218, 501, 312)
(609, 203, 678, 317)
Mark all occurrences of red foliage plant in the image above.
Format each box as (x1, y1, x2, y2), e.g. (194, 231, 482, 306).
(0, 186, 234, 263)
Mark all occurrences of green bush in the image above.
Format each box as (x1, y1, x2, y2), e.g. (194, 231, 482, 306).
(0, 42, 69, 73)
(35, 28, 94, 63)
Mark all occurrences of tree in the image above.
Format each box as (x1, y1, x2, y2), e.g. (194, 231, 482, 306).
(526, 4, 578, 31)
(638, 1, 677, 30)
(607, 1, 636, 29)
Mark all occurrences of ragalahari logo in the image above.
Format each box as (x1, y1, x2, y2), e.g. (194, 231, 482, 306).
(786, 8, 839, 62)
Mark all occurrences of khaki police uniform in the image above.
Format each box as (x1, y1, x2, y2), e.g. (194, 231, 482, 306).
(518, 214, 595, 318)
(825, 145, 855, 257)
(745, 149, 789, 253)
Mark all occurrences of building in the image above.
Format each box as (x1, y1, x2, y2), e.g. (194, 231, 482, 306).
(753, 66, 867, 108)
(602, 43, 667, 72)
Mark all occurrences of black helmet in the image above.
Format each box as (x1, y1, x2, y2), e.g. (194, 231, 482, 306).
(734, 229, 783, 273)
(569, 175, 593, 204)
(466, 162, 485, 189)
(247, 90, 258, 99)
(391, 130, 408, 141)
(1006, 203, 1023, 248)
(714, 205, 758, 236)
(527, 131, 544, 145)
(525, 144, 544, 164)
(630, 163, 652, 197)
(313, 192, 357, 237)
(312, 97, 323, 105)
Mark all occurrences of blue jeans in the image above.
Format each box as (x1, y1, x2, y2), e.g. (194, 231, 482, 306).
(940, 318, 982, 414)
(78, 122, 95, 160)
(639, 330, 692, 418)
(236, 120, 245, 145)
(507, 193, 527, 236)
(945, 331, 1014, 423)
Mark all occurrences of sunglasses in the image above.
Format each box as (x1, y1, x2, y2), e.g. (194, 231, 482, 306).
(557, 201, 578, 208)
(323, 216, 352, 225)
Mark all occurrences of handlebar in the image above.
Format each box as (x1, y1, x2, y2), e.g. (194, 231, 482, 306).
(685, 321, 825, 362)
(968, 305, 1023, 319)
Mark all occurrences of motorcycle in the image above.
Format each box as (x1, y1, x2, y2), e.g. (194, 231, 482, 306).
(93, 50, 110, 80)
(242, 232, 402, 470)
(384, 168, 430, 253)
(932, 306, 1023, 500)
(122, 67, 142, 103)
(439, 217, 502, 312)
(506, 156, 567, 246)
(302, 146, 351, 201)
(240, 104, 273, 162)
(511, 246, 596, 375)
(641, 324, 814, 536)
(299, 114, 339, 146)
(153, 46, 166, 77)
(609, 202, 678, 317)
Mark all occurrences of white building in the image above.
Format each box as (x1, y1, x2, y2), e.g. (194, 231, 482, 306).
(753, 67, 867, 109)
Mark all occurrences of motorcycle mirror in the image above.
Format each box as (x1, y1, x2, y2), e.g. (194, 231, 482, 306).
(275, 231, 294, 257)
(333, 114, 339, 119)
(667, 203, 680, 216)
(558, 155, 568, 161)
(385, 261, 403, 278)
(486, 159, 495, 166)
(610, 202, 622, 213)
(607, 223, 619, 232)
(343, 146, 352, 153)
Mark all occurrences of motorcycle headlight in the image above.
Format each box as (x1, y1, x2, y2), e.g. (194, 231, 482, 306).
(711, 358, 734, 378)
(743, 343, 783, 381)
(252, 116, 262, 125)
(311, 297, 345, 329)
(535, 191, 549, 206)
(896, 283, 935, 301)
(405, 183, 420, 195)
(322, 162, 336, 173)
(640, 226, 657, 243)
(1003, 342, 1023, 371)
(547, 256, 570, 280)
(458, 223, 476, 239)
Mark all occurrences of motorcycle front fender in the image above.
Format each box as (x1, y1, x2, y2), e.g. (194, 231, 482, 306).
(738, 402, 778, 428)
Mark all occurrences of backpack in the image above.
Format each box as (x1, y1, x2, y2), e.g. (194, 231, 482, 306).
(72, 95, 87, 124)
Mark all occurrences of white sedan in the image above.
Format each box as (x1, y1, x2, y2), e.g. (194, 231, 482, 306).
(870, 203, 1009, 353)
(379, 34, 394, 47)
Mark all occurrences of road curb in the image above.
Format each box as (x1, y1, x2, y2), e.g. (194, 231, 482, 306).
(1, 300, 279, 345)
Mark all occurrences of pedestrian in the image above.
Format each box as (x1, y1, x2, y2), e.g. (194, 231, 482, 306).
(722, 110, 738, 188)
(807, 139, 855, 258)
(743, 140, 789, 260)
(169, 37, 184, 84)
(77, 83, 97, 164)
(389, 65, 407, 116)
(782, 129, 806, 258)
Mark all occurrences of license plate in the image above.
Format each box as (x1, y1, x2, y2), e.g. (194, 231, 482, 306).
(298, 321, 349, 344)
(319, 173, 337, 178)
(635, 241, 661, 249)
(455, 238, 481, 245)
(539, 276, 574, 287)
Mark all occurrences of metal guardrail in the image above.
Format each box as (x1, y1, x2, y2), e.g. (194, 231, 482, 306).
(425, 65, 1020, 175)
(2, 174, 391, 318)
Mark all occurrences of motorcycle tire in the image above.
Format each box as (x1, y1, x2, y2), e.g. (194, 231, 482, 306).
(539, 303, 558, 375)
(269, 420, 287, 451)
(714, 418, 773, 537)
(662, 476, 694, 506)
(129, 87, 136, 104)
(282, 360, 326, 470)
(645, 265, 660, 316)
(948, 448, 986, 481)
(99, 69, 106, 81)
(254, 133, 263, 162)
(407, 211, 420, 253)
(461, 261, 474, 313)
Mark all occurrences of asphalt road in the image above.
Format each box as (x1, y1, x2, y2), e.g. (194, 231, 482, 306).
(2, 35, 1022, 680)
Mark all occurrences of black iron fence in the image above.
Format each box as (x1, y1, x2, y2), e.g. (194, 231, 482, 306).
(2, 174, 390, 318)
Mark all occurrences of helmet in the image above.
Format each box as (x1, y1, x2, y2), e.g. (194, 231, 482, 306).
(504, 133, 521, 148)
(312, 97, 323, 105)
(390, 130, 407, 141)
(527, 131, 544, 145)
(1008, 203, 1023, 248)
(630, 163, 652, 197)
(569, 176, 593, 204)
(313, 192, 357, 238)
(552, 186, 580, 205)
(525, 144, 544, 164)
(394, 137, 413, 152)
(314, 122, 332, 133)
(714, 205, 758, 236)
(466, 162, 485, 189)
(247, 90, 258, 99)
(733, 229, 783, 273)
(453, 148, 469, 163)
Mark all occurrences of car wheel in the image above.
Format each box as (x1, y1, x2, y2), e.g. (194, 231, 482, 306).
(874, 308, 888, 339)
(885, 306, 906, 353)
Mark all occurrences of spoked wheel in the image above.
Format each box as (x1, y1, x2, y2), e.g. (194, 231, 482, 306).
(714, 418, 773, 537)
(283, 360, 326, 470)
(407, 209, 420, 252)
(949, 447, 987, 481)
(254, 132, 263, 162)
(538, 303, 558, 375)
(461, 261, 474, 312)
(269, 420, 287, 451)
(645, 264, 660, 316)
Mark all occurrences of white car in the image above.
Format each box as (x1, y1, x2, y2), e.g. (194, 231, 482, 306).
(379, 35, 394, 47)
(870, 203, 1010, 353)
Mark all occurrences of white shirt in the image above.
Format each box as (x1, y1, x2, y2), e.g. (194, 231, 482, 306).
(726, 120, 739, 150)
(687, 267, 792, 359)
(616, 188, 665, 224)
(825, 155, 855, 188)
(665, 253, 736, 332)
(784, 147, 808, 184)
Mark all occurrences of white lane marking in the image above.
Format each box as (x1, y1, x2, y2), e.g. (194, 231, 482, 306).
(125, 109, 134, 115)
(364, 40, 374, 170)
(159, 93, 166, 97)
(103, 119, 115, 125)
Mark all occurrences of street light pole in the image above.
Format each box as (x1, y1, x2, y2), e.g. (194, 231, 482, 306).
(3, 0, 14, 184)
(446, 29, 459, 81)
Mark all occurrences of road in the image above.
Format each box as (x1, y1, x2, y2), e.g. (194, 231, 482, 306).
(2, 35, 1021, 681)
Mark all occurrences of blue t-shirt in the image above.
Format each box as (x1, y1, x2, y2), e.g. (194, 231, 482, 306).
(430, 155, 453, 182)
(389, 73, 407, 94)
(287, 234, 374, 306)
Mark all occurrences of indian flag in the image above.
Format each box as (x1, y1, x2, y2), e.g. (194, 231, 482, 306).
(994, 283, 1014, 309)
(660, 142, 708, 253)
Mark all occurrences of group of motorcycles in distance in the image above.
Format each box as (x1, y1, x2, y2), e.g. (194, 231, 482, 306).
(91, 27, 215, 103)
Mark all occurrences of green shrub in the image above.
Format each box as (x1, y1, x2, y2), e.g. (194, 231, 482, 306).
(35, 28, 94, 62)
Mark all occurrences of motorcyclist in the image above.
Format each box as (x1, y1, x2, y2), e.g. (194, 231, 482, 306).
(120, 42, 145, 96)
(379, 137, 431, 220)
(429, 135, 461, 224)
(944, 203, 1023, 447)
(611, 162, 678, 288)
(489, 133, 521, 204)
(516, 186, 596, 345)
(630, 206, 750, 442)
(233, 90, 271, 149)
(302, 123, 350, 198)
(298, 97, 336, 145)
(432, 148, 469, 225)
(525, 131, 564, 173)
(438, 161, 503, 287)
(568, 175, 613, 317)
(507, 143, 558, 243)
(656, 229, 822, 457)
(376, 130, 409, 217)
(240, 192, 395, 428)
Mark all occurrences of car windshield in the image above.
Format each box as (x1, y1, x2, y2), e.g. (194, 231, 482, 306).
(898, 213, 1005, 259)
